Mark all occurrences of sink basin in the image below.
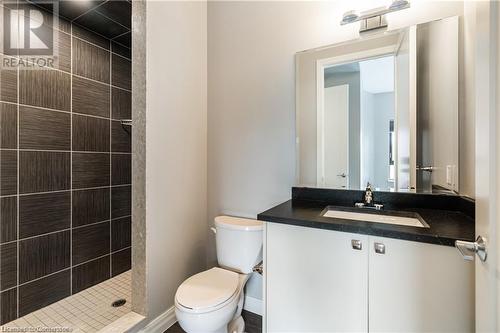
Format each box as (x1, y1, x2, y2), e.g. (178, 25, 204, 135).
(322, 207, 429, 228)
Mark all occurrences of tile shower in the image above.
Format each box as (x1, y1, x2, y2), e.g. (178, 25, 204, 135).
(0, 2, 132, 326)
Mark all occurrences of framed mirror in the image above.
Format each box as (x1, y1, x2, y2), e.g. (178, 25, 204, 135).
(296, 16, 459, 194)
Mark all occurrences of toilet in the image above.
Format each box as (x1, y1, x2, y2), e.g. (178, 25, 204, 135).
(174, 216, 263, 333)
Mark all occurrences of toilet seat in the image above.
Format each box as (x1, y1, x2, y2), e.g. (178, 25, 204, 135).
(175, 268, 240, 314)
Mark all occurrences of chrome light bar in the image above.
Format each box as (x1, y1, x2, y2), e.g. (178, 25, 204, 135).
(341, 0, 410, 32)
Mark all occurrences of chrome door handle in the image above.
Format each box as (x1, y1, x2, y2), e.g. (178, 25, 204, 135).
(337, 173, 348, 178)
(455, 235, 487, 262)
(374, 242, 385, 254)
(416, 166, 435, 172)
(351, 239, 362, 250)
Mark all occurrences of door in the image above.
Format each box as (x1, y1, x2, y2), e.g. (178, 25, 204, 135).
(369, 237, 474, 332)
(318, 84, 349, 188)
(265, 223, 368, 332)
(473, 1, 499, 331)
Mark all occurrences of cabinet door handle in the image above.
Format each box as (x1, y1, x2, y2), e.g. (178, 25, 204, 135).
(351, 239, 362, 250)
(374, 242, 385, 254)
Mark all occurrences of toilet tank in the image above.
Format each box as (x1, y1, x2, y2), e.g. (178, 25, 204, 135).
(214, 216, 263, 274)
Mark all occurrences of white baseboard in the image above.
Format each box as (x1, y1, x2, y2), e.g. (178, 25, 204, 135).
(138, 306, 176, 333)
(243, 296, 263, 316)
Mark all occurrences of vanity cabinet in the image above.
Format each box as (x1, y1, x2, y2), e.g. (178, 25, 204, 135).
(368, 236, 474, 332)
(264, 223, 474, 332)
(265, 223, 368, 332)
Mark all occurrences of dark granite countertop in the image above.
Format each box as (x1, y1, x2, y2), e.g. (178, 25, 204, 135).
(257, 188, 475, 247)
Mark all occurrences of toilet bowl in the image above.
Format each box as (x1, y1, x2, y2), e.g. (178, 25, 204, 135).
(174, 216, 263, 333)
(175, 268, 249, 333)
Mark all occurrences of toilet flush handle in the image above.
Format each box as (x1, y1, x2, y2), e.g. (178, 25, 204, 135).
(210, 227, 217, 234)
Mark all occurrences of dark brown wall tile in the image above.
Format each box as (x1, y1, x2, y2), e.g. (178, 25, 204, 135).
(111, 216, 131, 252)
(112, 154, 131, 185)
(19, 68, 71, 111)
(111, 54, 131, 90)
(19, 151, 70, 194)
(1, 288, 17, 325)
(72, 114, 110, 152)
(72, 153, 110, 189)
(55, 31, 72, 72)
(1, 242, 17, 291)
(72, 188, 110, 227)
(0, 55, 18, 103)
(113, 32, 131, 49)
(0, 150, 17, 196)
(0, 197, 17, 243)
(73, 24, 110, 50)
(19, 231, 70, 283)
(73, 38, 110, 83)
(72, 222, 110, 265)
(111, 185, 131, 219)
(111, 121, 131, 153)
(95, 1, 131, 28)
(0, 103, 17, 149)
(19, 107, 71, 150)
(72, 256, 110, 293)
(72, 76, 110, 118)
(112, 248, 131, 277)
(19, 192, 71, 238)
(19, 270, 70, 317)
(111, 42, 131, 59)
(111, 87, 131, 120)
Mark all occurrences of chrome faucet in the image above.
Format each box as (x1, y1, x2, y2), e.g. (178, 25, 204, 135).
(364, 182, 373, 205)
(355, 182, 383, 210)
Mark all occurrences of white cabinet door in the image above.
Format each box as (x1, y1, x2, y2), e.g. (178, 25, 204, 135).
(265, 223, 368, 332)
(368, 236, 474, 332)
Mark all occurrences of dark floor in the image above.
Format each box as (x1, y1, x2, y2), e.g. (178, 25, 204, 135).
(165, 310, 262, 333)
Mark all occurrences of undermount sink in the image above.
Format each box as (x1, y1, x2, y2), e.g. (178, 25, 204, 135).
(322, 207, 429, 228)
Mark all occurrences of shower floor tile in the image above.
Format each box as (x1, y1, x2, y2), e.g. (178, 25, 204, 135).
(1, 270, 132, 333)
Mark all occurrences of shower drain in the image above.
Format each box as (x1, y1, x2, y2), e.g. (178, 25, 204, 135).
(112, 299, 127, 307)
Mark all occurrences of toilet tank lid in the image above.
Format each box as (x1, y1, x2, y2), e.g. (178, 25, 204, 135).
(214, 216, 263, 231)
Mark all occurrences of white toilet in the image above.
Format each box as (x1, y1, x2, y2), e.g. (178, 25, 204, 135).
(175, 216, 263, 333)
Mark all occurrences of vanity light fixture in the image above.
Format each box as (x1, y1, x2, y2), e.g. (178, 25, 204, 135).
(341, 0, 410, 32)
(340, 10, 359, 24)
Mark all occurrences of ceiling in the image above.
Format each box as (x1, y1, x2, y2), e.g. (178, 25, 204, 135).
(30, 0, 131, 48)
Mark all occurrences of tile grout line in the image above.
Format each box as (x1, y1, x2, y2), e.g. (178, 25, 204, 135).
(109, 40, 113, 278)
(16, 0, 20, 318)
(72, 1, 108, 23)
(0, 183, 132, 199)
(0, 100, 131, 122)
(1, 214, 132, 247)
(0, 184, 132, 203)
(70, 21, 74, 296)
(1, 148, 132, 155)
(8, 55, 131, 92)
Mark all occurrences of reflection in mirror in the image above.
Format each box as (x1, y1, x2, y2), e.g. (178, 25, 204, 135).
(320, 56, 395, 190)
(296, 16, 459, 194)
